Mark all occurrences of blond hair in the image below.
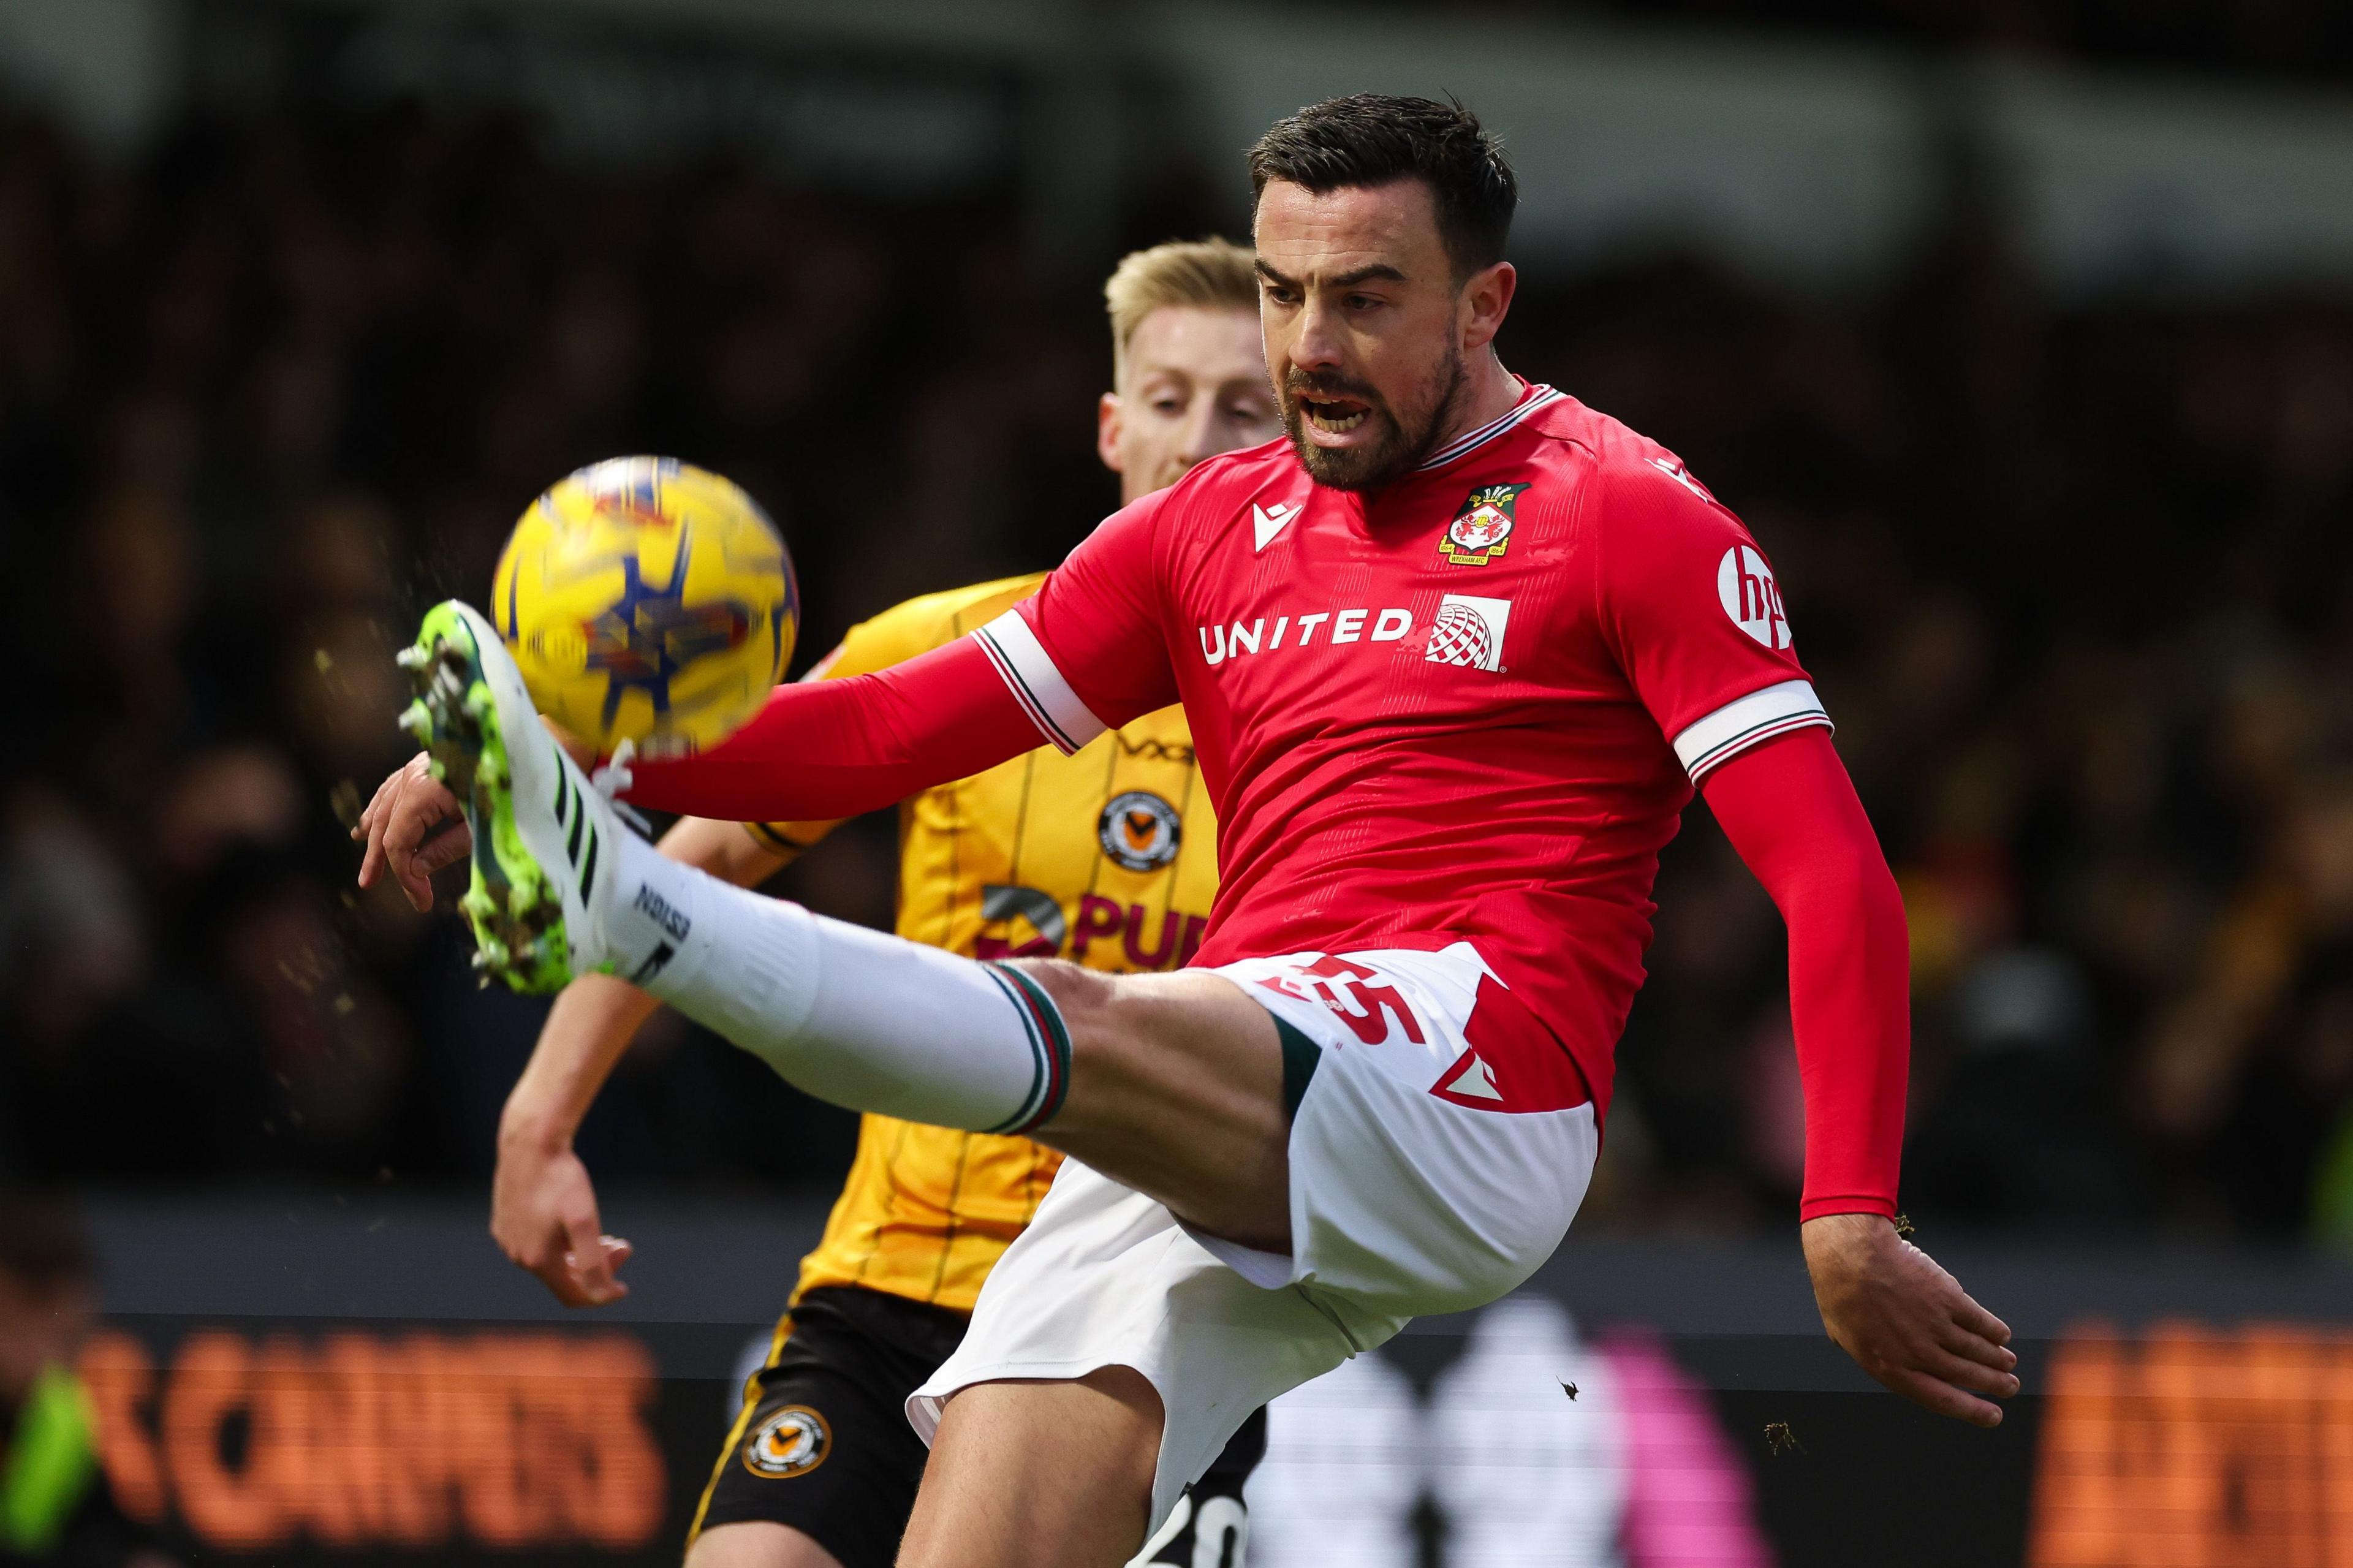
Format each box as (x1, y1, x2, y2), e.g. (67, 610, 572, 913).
(1104, 237, 1259, 384)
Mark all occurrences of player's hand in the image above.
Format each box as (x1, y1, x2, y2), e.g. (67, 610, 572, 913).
(353, 725, 593, 911)
(1802, 1212, 2018, 1427)
(491, 1125, 633, 1308)
(353, 752, 470, 912)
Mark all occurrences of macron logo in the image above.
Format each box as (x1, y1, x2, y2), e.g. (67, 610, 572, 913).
(1252, 500, 1301, 551)
(1442, 1053, 1502, 1100)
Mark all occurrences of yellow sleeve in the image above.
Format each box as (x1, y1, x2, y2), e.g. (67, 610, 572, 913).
(745, 575, 1048, 854)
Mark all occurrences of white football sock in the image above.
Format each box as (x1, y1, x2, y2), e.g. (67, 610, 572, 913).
(601, 832, 1069, 1134)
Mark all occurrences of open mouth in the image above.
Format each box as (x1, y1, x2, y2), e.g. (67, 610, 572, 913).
(1300, 394, 1370, 434)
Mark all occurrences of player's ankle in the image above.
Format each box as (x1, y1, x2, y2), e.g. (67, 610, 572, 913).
(595, 828, 707, 984)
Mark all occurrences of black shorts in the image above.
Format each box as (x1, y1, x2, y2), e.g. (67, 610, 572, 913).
(692, 1286, 963, 1568)
(690, 1286, 1266, 1568)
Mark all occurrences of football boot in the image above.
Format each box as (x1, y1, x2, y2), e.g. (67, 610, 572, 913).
(396, 599, 634, 993)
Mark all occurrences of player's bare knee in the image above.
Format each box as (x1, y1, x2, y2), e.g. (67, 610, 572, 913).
(1001, 957, 1126, 1061)
(1005, 960, 1202, 1103)
(1002, 955, 1110, 1009)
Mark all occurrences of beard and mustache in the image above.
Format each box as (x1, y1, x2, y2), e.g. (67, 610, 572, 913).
(1278, 344, 1469, 491)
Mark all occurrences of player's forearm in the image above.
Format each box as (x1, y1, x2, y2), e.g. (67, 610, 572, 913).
(500, 977, 664, 1151)
(1779, 836, 1908, 1218)
(499, 816, 791, 1148)
(1702, 729, 1909, 1219)
(662, 811, 797, 886)
(623, 635, 1039, 822)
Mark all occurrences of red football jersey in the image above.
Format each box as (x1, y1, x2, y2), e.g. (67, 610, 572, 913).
(972, 384, 1829, 1120)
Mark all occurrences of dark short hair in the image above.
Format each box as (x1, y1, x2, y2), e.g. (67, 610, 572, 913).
(1248, 94, 1517, 278)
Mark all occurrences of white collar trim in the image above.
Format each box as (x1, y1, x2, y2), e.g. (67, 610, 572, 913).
(1417, 384, 1563, 472)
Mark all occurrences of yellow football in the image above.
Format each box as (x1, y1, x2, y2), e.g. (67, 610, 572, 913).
(490, 456, 797, 758)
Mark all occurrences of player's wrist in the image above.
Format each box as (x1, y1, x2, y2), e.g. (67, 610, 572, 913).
(1800, 1211, 1895, 1271)
(1797, 1200, 1892, 1224)
(497, 1097, 579, 1156)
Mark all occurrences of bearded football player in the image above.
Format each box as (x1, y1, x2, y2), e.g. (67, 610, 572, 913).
(362, 96, 2017, 1568)
(358, 240, 1278, 1568)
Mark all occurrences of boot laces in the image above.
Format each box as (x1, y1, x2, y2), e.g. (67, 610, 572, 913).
(591, 740, 652, 838)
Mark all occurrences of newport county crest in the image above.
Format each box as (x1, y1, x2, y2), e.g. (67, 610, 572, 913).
(1439, 483, 1531, 566)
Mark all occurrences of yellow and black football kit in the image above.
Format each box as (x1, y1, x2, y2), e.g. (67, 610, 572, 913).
(691, 576, 1259, 1567)
(771, 574, 1216, 1317)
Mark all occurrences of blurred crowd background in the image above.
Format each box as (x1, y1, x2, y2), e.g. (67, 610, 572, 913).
(6, 0, 2353, 1248)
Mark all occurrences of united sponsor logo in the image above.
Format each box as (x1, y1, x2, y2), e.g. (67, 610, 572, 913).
(1098, 790, 1182, 872)
(1439, 482, 1529, 566)
(1424, 594, 1511, 672)
(743, 1406, 830, 1479)
(1197, 607, 1414, 665)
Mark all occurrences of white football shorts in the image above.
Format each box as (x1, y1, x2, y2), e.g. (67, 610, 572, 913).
(906, 939, 1601, 1532)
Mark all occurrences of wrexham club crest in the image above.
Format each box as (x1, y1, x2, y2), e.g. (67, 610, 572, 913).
(1439, 483, 1531, 566)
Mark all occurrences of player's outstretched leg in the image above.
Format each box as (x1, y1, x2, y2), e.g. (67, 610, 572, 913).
(400, 599, 1294, 1242)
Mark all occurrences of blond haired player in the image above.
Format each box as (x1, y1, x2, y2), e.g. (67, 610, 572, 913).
(423, 240, 1278, 1568)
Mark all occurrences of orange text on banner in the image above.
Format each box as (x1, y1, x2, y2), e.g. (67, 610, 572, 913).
(77, 1328, 665, 1555)
(2028, 1320, 2353, 1568)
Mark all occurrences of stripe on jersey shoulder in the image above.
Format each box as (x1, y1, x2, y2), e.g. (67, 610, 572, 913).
(973, 610, 1108, 757)
(1673, 678, 1832, 782)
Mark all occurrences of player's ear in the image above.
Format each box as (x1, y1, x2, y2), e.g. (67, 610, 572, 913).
(1459, 260, 1515, 354)
(1097, 391, 1126, 475)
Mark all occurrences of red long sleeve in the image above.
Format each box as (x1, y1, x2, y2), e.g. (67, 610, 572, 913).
(623, 635, 1043, 822)
(1699, 727, 1909, 1222)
